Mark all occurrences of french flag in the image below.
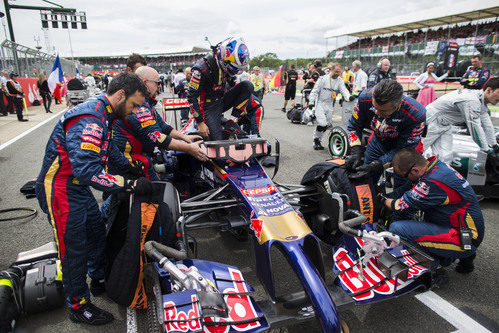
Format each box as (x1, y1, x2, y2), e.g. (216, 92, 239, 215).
(48, 55, 64, 93)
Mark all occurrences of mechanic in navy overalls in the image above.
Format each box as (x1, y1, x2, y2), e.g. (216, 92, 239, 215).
(186, 37, 262, 140)
(346, 79, 426, 196)
(35, 73, 152, 325)
(383, 148, 484, 274)
(111, 66, 207, 181)
(460, 55, 490, 90)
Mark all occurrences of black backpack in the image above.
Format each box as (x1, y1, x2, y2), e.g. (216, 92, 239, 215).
(287, 104, 303, 124)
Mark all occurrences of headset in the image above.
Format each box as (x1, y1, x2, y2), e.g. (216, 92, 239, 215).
(377, 57, 389, 69)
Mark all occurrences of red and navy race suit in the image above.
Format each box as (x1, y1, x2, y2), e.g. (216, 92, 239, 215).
(347, 89, 426, 193)
(460, 66, 490, 90)
(111, 96, 173, 181)
(35, 94, 131, 309)
(187, 54, 254, 140)
(237, 94, 263, 136)
(389, 157, 484, 265)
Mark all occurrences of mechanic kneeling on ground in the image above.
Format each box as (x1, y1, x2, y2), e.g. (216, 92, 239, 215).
(345, 79, 426, 196)
(382, 148, 484, 274)
(423, 77, 499, 163)
(187, 37, 260, 141)
(35, 73, 155, 325)
(111, 66, 208, 181)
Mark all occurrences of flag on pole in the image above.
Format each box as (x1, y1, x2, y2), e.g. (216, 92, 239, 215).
(269, 65, 283, 89)
(75, 64, 80, 77)
(48, 55, 64, 93)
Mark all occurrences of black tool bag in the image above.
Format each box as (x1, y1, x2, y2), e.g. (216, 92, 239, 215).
(286, 105, 303, 123)
(300, 160, 379, 244)
(105, 182, 177, 309)
(19, 179, 37, 199)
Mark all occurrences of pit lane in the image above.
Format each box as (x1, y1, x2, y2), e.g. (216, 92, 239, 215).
(0, 91, 497, 332)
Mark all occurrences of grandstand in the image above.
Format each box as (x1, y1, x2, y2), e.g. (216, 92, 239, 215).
(74, 47, 210, 74)
(324, 0, 498, 76)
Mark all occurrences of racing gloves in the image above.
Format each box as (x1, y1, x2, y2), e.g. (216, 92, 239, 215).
(348, 95, 355, 102)
(345, 145, 363, 171)
(356, 160, 384, 176)
(125, 177, 155, 196)
(125, 162, 143, 179)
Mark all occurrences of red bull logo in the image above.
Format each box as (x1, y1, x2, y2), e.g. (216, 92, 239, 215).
(99, 171, 117, 183)
(86, 123, 102, 131)
(250, 218, 263, 241)
(164, 294, 202, 332)
(204, 268, 261, 332)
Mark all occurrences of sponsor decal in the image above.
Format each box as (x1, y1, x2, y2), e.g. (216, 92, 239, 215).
(204, 268, 261, 332)
(189, 81, 199, 89)
(106, 105, 112, 113)
(82, 129, 103, 139)
(91, 174, 115, 187)
(250, 218, 263, 241)
(164, 294, 202, 332)
(241, 185, 277, 196)
(147, 131, 161, 142)
(192, 70, 201, 80)
(81, 135, 102, 146)
(411, 122, 425, 137)
(411, 181, 429, 199)
(353, 107, 359, 119)
(138, 115, 154, 123)
(395, 198, 409, 210)
(81, 142, 101, 153)
(285, 236, 298, 241)
(163, 98, 190, 110)
(371, 118, 398, 138)
(86, 123, 102, 132)
(246, 192, 293, 217)
(141, 120, 156, 128)
(355, 184, 373, 224)
(349, 131, 360, 144)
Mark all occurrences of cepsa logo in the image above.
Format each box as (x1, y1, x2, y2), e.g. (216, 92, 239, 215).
(164, 294, 202, 332)
(241, 185, 277, 196)
(204, 268, 262, 332)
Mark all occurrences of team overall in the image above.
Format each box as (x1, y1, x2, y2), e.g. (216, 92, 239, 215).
(35, 94, 130, 308)
(389, 157, 484, 264)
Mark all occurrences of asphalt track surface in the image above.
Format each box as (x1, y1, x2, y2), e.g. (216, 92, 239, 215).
(0, 91, 498, 332)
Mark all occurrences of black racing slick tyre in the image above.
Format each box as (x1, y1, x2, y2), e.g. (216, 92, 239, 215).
(328, 126, 350, 159)
(144, 264, 163, 333)
(158, 181, 181, 224)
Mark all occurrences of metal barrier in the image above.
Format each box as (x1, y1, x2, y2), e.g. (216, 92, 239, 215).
(0, 39, 93, 77)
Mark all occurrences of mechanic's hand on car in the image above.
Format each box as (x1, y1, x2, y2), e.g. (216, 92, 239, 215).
(356, 159, 384, 176)
(126, 162, 143, 179)
(345, 145, 363, 171)
(188, 141, 209, 162)
(183, 134, 203, 143)
(125, 177, 154, 195)
(197, 121, 210, 139)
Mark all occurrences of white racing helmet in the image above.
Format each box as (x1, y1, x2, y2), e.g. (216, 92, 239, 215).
(216, 37, 250, 76)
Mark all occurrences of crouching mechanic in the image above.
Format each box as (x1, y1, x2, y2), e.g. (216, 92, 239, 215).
(309, 62, 353, 150)
(111, 66, 208, 181)
(187, 37, 256, 140)
(383, 148, 484, 273)
(35, 73, 152, 325)
(346, 79, 426, 196)
(423, 78, 499, 163)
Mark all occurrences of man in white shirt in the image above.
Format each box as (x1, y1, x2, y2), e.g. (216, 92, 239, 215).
(0, 70, 8, 116)
(173, 69, 186, 94)
(351, 60, 368, 97)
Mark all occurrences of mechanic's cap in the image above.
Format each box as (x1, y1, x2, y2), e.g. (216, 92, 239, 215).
(253, 66, 260, 71)
(313, 60, 322, 68)
(9, 72, 18, 78)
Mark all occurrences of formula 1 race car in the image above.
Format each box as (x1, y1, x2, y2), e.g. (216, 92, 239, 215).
(145, 131, 439, 332)
(327, 125, 499, 198)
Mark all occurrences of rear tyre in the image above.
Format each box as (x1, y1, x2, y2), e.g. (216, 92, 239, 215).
(145, 264, 163, 333)
(328, 126, 350, 159)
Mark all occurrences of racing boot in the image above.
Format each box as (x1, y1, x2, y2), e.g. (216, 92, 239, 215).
(69, 302, 114, 325)
(432, 268, 450, 288)
(313, 138, 324, 150)
(455, 253, 476, 274)
(90, 279, 106, 296)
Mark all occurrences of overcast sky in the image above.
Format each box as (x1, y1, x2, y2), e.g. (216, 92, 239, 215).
(3, 0, 468, 60)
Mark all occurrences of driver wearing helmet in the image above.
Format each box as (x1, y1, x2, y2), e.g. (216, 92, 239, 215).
(187, 37, 257, 140)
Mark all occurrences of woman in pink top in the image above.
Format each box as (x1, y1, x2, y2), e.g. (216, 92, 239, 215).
(414, 62, 449, 106)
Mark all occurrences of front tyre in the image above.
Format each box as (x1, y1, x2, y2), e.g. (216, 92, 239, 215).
(328, 126, 350, 159)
